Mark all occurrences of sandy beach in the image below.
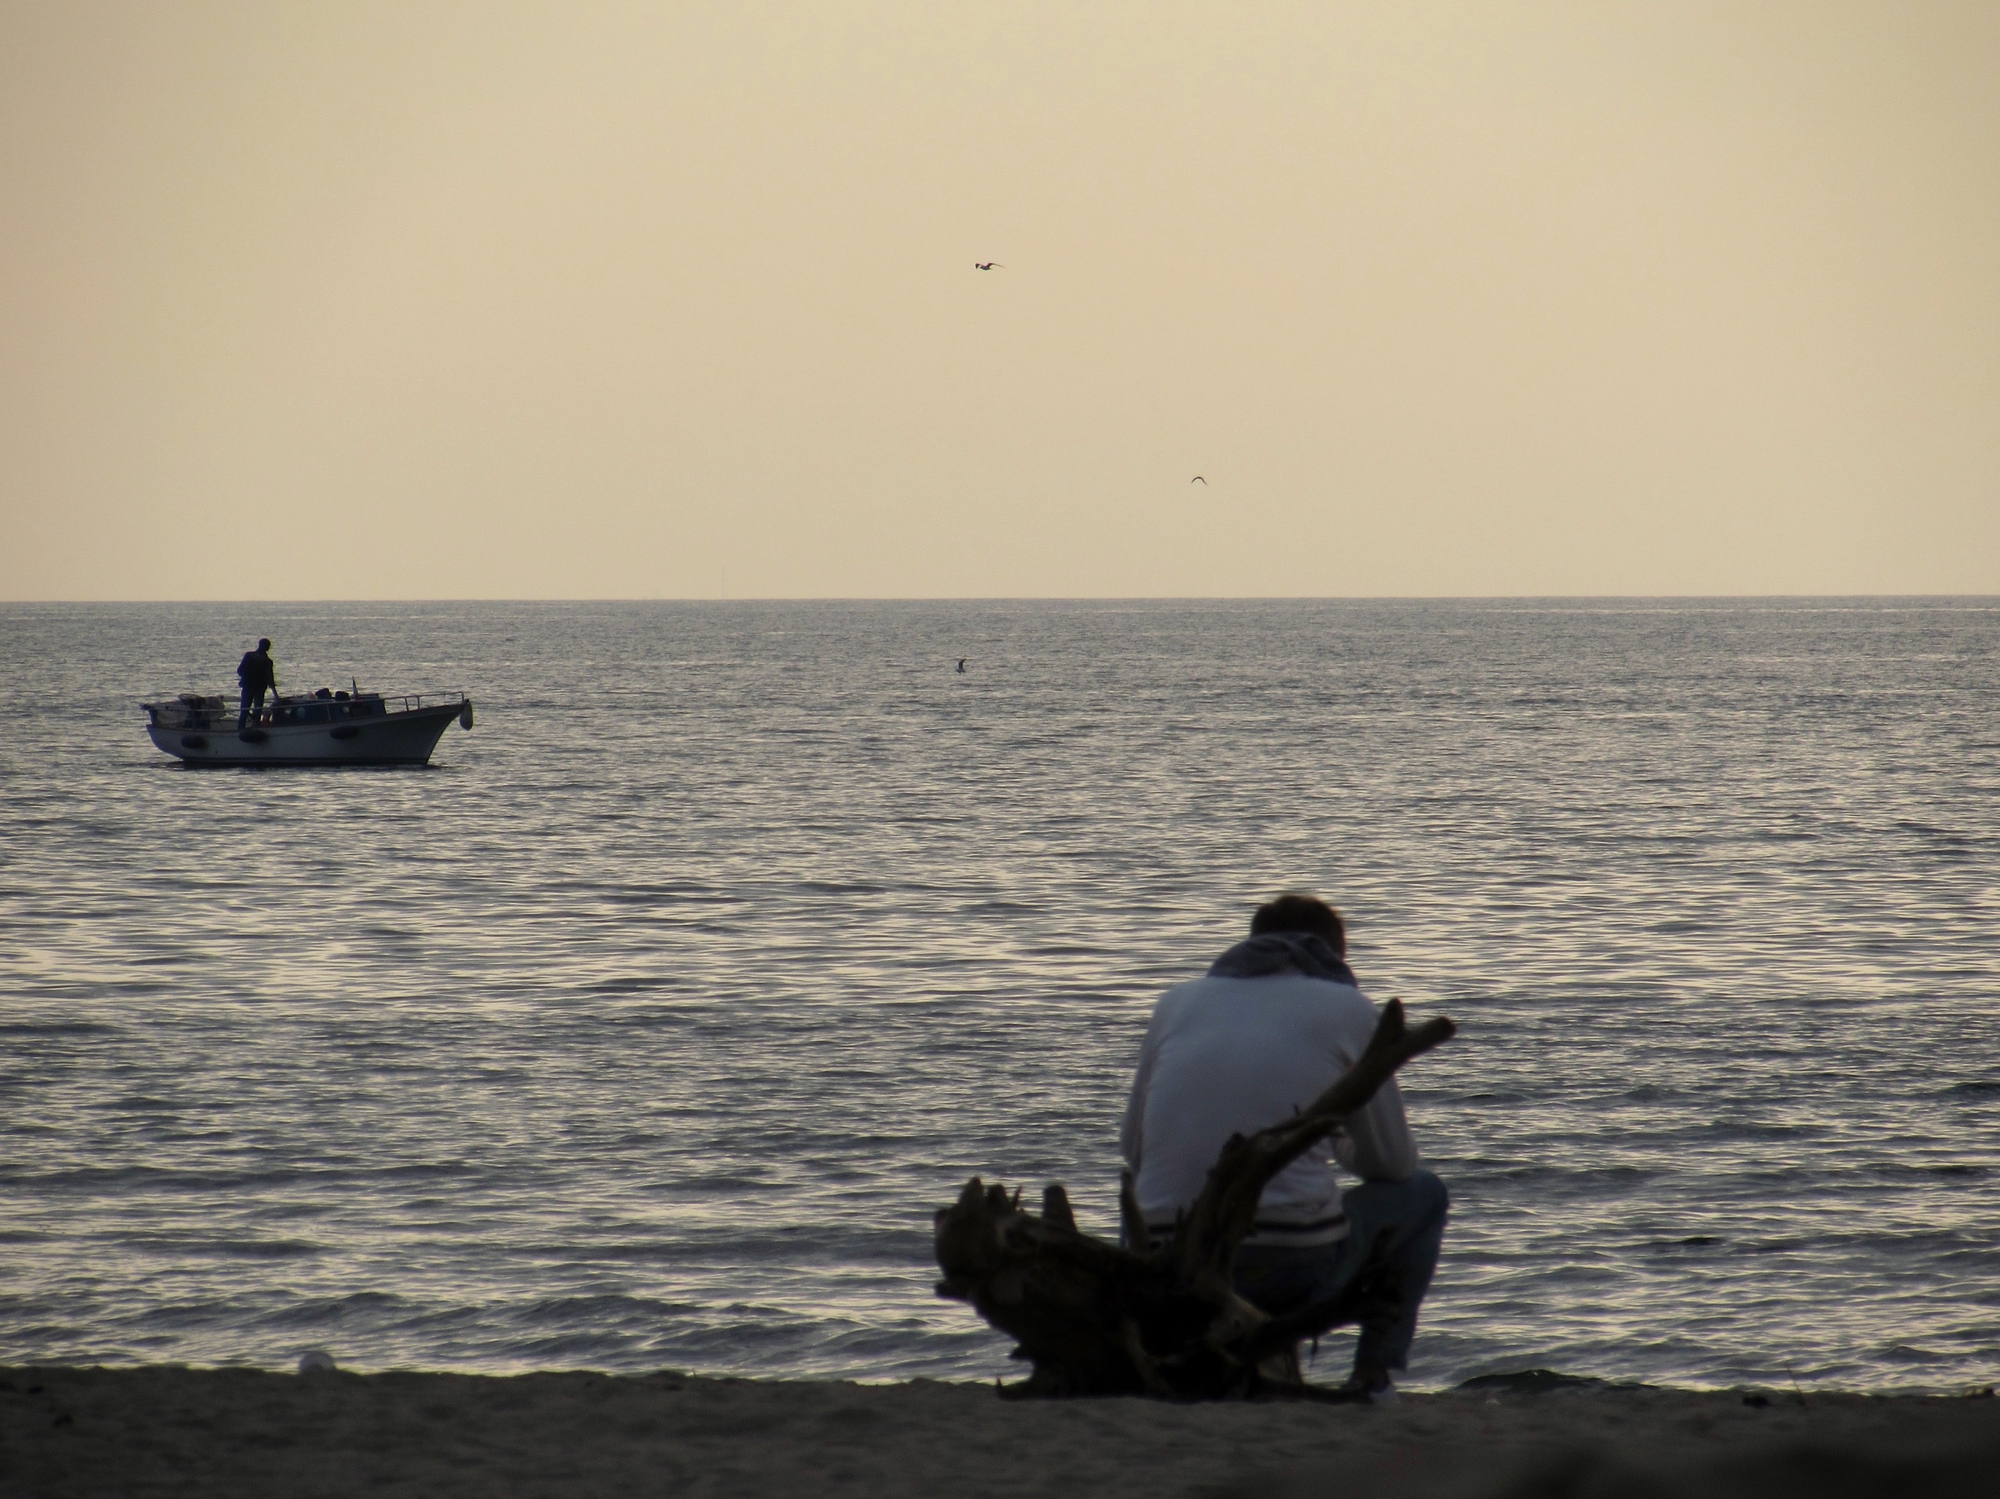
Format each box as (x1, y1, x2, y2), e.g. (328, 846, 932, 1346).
(4, 1365, 1996, 1498)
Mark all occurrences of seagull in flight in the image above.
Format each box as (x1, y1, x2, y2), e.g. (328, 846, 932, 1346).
(974, 262, 1003, 270)
(1191, 475, 1207, 484)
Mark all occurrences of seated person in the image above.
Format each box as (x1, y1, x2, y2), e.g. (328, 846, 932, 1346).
(1121, 893, 1449, 1403)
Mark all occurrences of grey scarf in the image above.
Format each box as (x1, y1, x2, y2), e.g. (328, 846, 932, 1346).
(1207, 931, 1359, 988)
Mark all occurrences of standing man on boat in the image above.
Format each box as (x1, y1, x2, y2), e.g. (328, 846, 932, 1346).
(1121, 893, 1449, 1404)
(237, 639, 277, 728)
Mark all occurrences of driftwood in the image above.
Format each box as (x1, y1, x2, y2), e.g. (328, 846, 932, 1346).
(933, 998, 1455, 1399)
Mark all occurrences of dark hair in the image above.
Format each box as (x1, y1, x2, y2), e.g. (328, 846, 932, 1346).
(258, 638, 271, 651)
(1249, 893, 1345, 954)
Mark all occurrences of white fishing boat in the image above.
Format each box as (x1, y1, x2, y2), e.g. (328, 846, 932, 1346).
(143, 689, 474, 767)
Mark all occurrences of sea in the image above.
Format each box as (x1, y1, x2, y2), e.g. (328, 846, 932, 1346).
(2, 599, 1996, 1393)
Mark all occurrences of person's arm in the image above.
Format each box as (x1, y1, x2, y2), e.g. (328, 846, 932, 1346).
(1326, 994, 1419, 1180)
(1119, 1034, 1156, 1175)
(1333, 1073, 1419, 1181)
(1120, 998, 1176, 1175)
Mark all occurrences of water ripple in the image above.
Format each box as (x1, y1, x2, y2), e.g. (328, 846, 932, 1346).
(0, 598, 1996, 1391)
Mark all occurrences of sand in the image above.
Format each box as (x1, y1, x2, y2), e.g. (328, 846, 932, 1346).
(3, 1365, 1997, 1498)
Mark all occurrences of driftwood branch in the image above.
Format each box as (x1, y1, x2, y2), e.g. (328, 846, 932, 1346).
(933, 999, 1455, 1399)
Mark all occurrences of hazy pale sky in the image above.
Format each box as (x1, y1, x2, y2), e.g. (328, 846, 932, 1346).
(4, 1, 1996, 599)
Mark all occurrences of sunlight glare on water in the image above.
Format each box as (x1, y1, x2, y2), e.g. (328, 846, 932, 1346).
(1, 599, 1996, 1391)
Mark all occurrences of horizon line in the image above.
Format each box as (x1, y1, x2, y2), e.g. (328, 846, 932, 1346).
(3, 592, 1998, 607)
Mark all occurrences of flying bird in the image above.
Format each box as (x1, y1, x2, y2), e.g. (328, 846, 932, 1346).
(1191, 476, 1207, 484)
(956, 658, 969, 673)
(974, 262, 1003, 270)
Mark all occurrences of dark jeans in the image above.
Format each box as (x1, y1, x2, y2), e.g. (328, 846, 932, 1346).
(238, 689, 267, 729)
(1231, 1170, 1449, 1372)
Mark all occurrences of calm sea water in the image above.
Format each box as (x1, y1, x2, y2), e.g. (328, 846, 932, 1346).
(2, 599, 1996, 1392)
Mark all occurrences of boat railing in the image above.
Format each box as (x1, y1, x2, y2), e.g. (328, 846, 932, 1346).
(329, 691, 468, 717)
(145, 691, 467, 729)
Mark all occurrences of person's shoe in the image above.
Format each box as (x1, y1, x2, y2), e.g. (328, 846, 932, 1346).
(1342, 1368, 1399, 1406)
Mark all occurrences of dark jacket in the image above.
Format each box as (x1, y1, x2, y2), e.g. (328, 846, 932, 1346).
(237, 650, 275, 693)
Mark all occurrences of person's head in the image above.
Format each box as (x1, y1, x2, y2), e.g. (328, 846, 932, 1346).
(257, 638, 271, 652)
(1249, 893, 1345, 955)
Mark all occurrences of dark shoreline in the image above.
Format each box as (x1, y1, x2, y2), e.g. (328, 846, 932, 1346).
(5, 1364, 1998, 1498)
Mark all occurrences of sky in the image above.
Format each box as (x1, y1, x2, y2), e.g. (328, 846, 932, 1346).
(3, 1, 1996, 600)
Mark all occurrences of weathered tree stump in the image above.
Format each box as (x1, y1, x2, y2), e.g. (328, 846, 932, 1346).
(933, 998, 1455, 1399)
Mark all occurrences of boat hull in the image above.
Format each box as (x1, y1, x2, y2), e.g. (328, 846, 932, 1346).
(148, 701, 466, 767)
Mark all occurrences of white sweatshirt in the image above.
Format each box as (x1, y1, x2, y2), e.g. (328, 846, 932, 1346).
(1120, 971, 1418, 1248)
